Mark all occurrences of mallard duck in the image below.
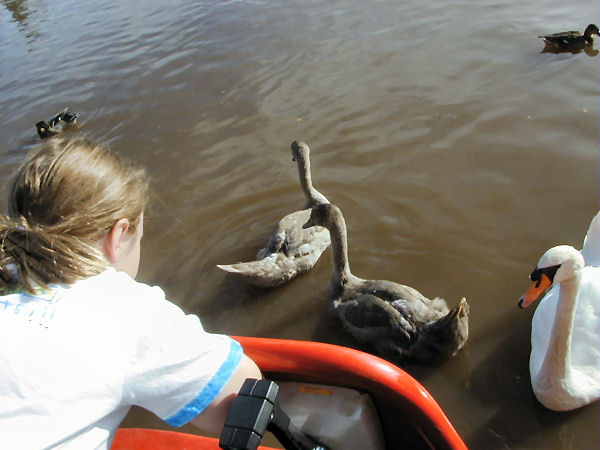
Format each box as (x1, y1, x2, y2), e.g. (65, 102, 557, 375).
(216, 141, 331, 287)
(518, 240, 600, 411)
(538, 24, 600, 52)
(35, 107, 79, 139)
(302, 204, 469, 364)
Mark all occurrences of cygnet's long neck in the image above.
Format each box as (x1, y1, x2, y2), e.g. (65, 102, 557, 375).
(539, 274, 580, 382)
(326, 211, 353, 288)
(296, 155, 329, 207)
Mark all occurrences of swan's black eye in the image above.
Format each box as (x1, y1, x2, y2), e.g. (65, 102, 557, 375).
(529, 268, 541, 287)
(530, 264, 561, 287)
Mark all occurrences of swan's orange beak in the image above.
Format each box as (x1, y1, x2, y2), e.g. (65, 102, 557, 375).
(518, 274, 552, 308)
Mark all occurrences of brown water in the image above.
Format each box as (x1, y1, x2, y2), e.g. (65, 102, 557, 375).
(1, 0, 599, 448)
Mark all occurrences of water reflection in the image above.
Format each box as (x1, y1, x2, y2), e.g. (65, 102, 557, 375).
(540, 43, 599, 56)
(2, 0, 39, 41)
(2, 0, 29, 23)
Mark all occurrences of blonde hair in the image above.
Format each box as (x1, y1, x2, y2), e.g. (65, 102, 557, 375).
(1, 137, 149, 293)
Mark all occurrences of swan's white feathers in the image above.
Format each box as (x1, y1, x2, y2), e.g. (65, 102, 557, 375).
(527, 244, 600, 410)
(581, 212, 600, 266)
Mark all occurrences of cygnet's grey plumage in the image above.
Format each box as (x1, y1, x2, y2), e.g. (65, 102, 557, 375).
(217, 141, 330, 287)
(303, 204, 469, 363)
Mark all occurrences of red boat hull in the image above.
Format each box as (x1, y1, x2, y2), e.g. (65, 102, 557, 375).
(113, 429, 279, 450)
(113, 336, 466, 450)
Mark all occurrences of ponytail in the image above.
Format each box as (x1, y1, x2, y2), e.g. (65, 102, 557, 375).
(1, 138, 148, 294)
(0, 217, 107, 293)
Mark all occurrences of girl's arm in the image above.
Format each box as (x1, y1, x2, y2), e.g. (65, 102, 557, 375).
(190, 354, 262, 436)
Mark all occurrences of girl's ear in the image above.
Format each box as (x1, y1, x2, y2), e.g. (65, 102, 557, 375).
(103, 218, 131, 263)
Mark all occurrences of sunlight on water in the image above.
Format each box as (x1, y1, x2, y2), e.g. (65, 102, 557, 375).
(1, 0, 598, 447)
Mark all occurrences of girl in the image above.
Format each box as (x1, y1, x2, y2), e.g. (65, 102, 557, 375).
(0, 137, 261, 449)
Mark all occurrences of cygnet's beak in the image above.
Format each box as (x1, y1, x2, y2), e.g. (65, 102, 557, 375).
(302, 219, 313, 229)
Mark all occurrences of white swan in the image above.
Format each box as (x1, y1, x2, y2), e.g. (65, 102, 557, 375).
(581, 211, 600, 266)
(216, 141, 330, 287)
(518, 244, 600, 411)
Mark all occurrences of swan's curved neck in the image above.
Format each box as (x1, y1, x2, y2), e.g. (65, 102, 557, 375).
(327, 214, 352, 287)
(539, 274, 580, 381)
(297, 157, 328, 207)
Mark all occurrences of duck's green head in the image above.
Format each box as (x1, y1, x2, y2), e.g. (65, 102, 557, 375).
(35, 121, 50, 138)
(584, 24, 600, 38)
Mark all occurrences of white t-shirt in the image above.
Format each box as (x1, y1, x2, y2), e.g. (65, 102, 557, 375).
(0, 268, 242, 449)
